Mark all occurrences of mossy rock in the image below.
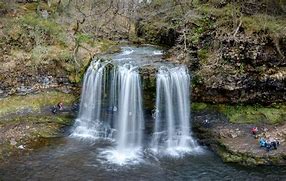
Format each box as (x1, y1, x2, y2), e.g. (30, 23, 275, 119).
(192, 102, 286, 124)
(0, 114, 74, 161)
(0, 91, 77, 118)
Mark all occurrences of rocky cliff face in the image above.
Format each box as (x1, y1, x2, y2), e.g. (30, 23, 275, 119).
(0, 56, 76, 97)
(0, 1, 120, 97)
(192, 34, 286, 104)
(135, 1, 286, 105)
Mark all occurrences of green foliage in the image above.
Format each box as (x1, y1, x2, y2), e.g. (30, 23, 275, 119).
(31, 45, 72, 65)
(19, 12, 67, 46)
(192, 102, 208, 110)
(242, 15, 286, 35)
(197, 3, 239, 17)
(198, 49, 209, 60)
(196, 3, 286, 36)
(0, 2, 5, 9)
(185, 14, 214, 46)
(75, 33, 93, 44)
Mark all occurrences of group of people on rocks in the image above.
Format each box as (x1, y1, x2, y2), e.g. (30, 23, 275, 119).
(259, 137, 280, 152)
(251, 126, 280, 152)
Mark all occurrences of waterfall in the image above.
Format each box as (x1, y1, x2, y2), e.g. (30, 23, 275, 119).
(71, 60, 145, 163)
(71, 61, 109, 139)
(116, 64, 144, 152)
(71, 50, 201, 163)
(152, 66, 200, 154)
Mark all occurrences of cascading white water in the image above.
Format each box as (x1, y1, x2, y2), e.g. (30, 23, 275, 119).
(116, 64, 144, 151)
(71, 61, 108, 139)
(71, 60, 144, 164)
(152, 66, 201, 155)
(71, 46, 202, 164)
(101, 64, 144, 165)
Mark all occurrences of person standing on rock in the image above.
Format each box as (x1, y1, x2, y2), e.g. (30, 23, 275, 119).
(51, 102, 64, 114)
(251, 127, 258, 136)
(270, 137, 279, 150)
(58, 102, 64, 111)
(259, 138, 266, 147)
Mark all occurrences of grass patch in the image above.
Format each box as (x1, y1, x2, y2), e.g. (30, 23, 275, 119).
(196, 3, 239, 17)
(31, 45, 72, 65)
(96, 39, 118, 52)
(0, 91, 77, 118)
(196, 3, 286, 36)
(75, 33, 93, 45)
(0, 114, 74, 127)
(242, 14, 286, 35)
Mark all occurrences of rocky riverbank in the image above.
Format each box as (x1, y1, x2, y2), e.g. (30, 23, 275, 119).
(192, 104, 286, 166)
(0, 91, 78, 162)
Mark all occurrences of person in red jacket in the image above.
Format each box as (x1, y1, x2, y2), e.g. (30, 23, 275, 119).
(251, 127, 258, 135)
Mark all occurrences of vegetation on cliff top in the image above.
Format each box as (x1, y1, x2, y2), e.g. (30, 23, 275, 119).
(0, 0, 122, 87)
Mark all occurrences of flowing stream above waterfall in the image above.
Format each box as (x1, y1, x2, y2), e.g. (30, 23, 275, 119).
(1, 45, 286, 180)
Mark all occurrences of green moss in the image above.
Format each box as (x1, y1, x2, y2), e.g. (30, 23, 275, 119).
(67, 56, 92, 83)
(96, 39, 119, 52)
(192, 103, 286, 124)
(21, 13, 60, 32)
(68, 72, 83, 83)
(76, 33, 93, 44)
(0, 114, 74, 161)
(1, 114, 73, 126)
(217, 104, 286, 124)
(192, 103, 208, 111)
(0, 2, 5, 9)
(0, 92, 77, 118)
(198, 49, 209, 60)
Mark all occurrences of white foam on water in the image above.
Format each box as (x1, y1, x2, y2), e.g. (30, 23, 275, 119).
(153, 50, 163, 55)
(98, 147, 143, 165)
(122, 48, 134, 55)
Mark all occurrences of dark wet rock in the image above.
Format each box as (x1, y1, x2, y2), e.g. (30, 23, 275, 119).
(0, 61, 78, 98)
(140, 66, 157, 110)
